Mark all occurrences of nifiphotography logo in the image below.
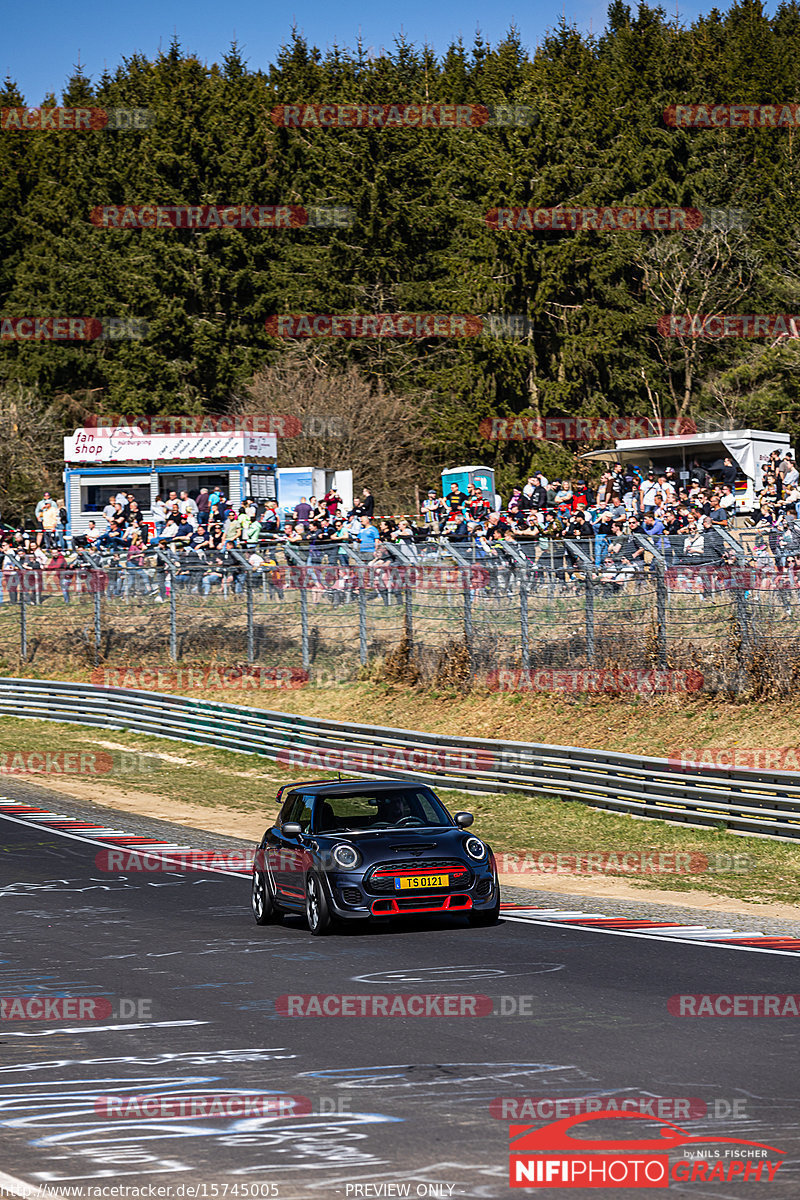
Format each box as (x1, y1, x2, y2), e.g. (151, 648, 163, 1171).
(508, 1111, 784, 1188)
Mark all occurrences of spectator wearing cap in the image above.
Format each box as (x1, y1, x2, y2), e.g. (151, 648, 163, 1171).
(39, 500, 59, 549)
(639, 471, 660, 512)
(422, 491, 444, 524)
(221, 510, 242, 548)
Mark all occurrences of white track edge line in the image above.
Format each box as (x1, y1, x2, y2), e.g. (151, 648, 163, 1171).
(500, 913, 800, 956)
(0, 811, 246, 878)
(3, 809, 797, 954)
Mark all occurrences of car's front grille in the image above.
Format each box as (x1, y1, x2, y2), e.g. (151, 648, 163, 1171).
(339, 887, 363, 905)
(367, 859, 472, 894)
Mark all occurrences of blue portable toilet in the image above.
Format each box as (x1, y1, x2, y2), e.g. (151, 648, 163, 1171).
(441, 465, 495, 500)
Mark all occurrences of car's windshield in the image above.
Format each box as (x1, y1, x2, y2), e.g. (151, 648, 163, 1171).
(313, 788, 452, 833)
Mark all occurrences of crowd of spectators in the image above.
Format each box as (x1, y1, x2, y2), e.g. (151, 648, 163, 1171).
(3, 449, 797, 603)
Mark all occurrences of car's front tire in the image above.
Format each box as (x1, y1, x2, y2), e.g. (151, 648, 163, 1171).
(251, 868, 277, 925)
(306, 871, 334, 935)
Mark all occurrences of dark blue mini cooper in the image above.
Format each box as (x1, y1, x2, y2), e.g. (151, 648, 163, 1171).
(251, 778, 500, 934)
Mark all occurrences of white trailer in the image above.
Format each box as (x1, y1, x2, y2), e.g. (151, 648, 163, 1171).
(582, 428, 793, 512)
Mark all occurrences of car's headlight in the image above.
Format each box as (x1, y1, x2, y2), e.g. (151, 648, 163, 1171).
(332, 843, 361, 869)
(464, 837, 486, 861)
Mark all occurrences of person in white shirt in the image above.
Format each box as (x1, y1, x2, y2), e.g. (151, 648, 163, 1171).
(657, 473, 677, 504)
(180, 491, 199, 519)
(102, 499, 118, 522)
(152, 497, 168, 535)
(720, 485, 737, 512)
(639, 473, 660, 511)
(522, 477, 537, 502)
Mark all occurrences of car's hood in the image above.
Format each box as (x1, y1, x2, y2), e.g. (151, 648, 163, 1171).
(314, 827, 480, 855)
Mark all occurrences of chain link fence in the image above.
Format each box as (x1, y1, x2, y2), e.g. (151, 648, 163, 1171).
(3, 536, 800, 697)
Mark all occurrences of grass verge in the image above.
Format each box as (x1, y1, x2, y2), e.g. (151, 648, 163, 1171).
(0, 714, 797, 909)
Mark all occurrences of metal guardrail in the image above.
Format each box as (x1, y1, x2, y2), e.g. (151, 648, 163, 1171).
(0, 677, 797, 841)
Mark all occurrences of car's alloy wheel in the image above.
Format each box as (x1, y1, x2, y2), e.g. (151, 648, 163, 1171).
(306, 871, 333, 935)
(251, 868, 275, 925)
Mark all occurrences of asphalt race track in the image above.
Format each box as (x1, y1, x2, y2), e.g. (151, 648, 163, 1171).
(1, 802, 799, 1198)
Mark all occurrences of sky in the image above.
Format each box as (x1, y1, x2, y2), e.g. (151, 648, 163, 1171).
(4, 0, 729, 106)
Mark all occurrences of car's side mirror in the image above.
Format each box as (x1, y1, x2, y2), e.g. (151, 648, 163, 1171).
(282, 821, 302, 836)
(454, 812, 474, 827)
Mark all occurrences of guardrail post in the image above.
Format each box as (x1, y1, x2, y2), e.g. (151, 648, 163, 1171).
(19, 578, 26, 662)
(300, 568, 310, 670)
(520, 568, 529, 670)
(585, 570, 595, 664)
(358, 568, 368, 665)
(169, 569, 177, 662)
(655, 562, 667, 667)
(246, 570, 254, 663)
(94, 591, 101, 666)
